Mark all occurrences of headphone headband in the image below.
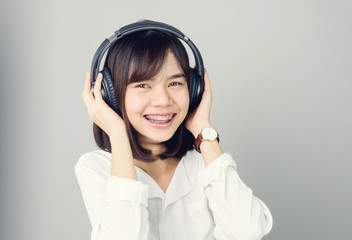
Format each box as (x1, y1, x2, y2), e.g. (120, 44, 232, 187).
(119, 20, 185, 39)
(91, 20, 204, 83)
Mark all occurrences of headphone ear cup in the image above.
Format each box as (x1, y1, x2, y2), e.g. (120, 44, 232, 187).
(188, 68, 204, 111)
(101, 67, 122, 117)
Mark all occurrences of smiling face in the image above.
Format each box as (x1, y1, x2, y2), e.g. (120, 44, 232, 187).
(124, 51, 190, 149)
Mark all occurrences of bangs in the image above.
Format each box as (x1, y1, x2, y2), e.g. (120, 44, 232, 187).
(127, 30, 184, 84)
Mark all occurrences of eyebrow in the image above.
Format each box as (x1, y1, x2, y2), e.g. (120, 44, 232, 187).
(167, 73, 185, 80)
(143, 73, 186, 83)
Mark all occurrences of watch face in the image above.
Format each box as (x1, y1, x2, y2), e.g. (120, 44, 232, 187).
(201, 128, 217, 140)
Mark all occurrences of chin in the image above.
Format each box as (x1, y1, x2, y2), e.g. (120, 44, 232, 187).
(150, 133, 176, 144)
(138, 128, 178, 145)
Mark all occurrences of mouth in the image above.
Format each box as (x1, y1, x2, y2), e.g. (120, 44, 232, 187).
(144, 113, 176, 124)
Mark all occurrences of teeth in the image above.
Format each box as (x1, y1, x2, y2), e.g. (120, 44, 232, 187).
(145, 114, 174, 123)
(149, 119, 169, 123)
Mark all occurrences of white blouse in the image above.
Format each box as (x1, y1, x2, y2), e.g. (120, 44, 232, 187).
(75, 149, 273, 240)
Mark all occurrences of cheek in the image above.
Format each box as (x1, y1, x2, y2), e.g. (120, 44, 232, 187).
(124, 90, 141, 120)
(183, 88, 190, 106)
(177, 90, 190, 113)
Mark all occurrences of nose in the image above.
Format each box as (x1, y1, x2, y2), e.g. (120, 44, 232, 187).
(150, 85, 173, 107)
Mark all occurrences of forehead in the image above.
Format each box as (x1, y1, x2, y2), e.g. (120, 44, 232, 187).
(146, 52, 186, 82)
(128, 49, 183, 83)
(161, 51, 183, 72)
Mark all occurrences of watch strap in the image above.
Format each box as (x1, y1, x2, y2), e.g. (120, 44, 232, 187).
(194, 133, 203, 153)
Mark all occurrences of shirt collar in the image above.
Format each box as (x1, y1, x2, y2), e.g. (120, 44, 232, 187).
(164, 158, 192, 207)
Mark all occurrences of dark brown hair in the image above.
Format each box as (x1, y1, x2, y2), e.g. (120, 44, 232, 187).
(93, 30, 195, 161)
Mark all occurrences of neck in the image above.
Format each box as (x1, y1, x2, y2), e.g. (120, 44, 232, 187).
(137, 135, 167, 157)
(135, 136, 180, 181)
(134, 157, 180, 181)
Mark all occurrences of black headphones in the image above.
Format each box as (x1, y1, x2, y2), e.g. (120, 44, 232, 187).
(91, 20, 204, 116)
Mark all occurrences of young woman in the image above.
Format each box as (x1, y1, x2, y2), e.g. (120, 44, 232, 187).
(75, 21, 273, 240)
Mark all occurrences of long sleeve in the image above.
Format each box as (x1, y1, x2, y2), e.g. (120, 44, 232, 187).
(197, 153, 273, 240)
(74, 151, 150, 240)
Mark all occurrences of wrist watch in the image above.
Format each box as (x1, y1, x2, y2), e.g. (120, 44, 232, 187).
(193, 128, 220, 153)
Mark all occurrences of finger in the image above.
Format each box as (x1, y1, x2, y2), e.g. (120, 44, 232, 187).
(84, 72, 92, 92)
(203, 68, 212, 94)
(93, 73, 104, 101)
(82, 72, 94, 104)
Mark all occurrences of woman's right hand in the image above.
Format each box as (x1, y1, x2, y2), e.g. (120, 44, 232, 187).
(82, 72, 126, 138)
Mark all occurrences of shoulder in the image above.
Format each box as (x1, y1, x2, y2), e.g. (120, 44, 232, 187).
(75, 150, 112, 179)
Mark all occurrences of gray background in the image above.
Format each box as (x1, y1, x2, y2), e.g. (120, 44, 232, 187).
(1, 0, 351, 239)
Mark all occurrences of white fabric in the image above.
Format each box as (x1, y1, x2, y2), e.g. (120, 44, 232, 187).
(75, 149, 273, 240)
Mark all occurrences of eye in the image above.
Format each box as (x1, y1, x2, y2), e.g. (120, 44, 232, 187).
(169, 82, 184, 87)
(135, 83, 149, 88)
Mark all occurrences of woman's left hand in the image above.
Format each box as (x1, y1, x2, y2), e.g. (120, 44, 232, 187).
(186, 68, 214, 138)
